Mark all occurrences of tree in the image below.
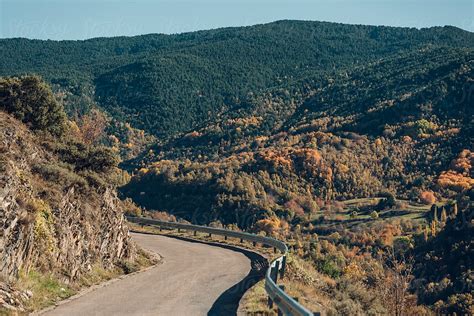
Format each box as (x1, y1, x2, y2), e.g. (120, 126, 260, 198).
(440, 207, 447, 226)
(431, 204, 438, 222)
(452, 202, 458, 217)
(381, 253, 416, 316)
(377, 192, 396, 210)
(430, 220, 437, 237)
(420, 191, 436, 205)
(0, 76, 67, 136)
(78, 108, 108, 145)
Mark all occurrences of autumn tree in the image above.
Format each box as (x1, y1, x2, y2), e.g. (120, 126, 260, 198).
(420, 191, 436, 205)
(452, 202, 458, 217)
(381, 252, 417, 316)
(78, 108, 108, 145)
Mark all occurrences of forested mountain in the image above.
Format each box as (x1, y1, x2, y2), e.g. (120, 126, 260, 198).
(2, 20, 474, 137)
(120, 45, 472, 223)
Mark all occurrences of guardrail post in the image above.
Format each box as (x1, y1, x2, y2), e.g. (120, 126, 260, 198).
(271, 261, 280, 283)
(240, 238, 243, 243)
(208, 233, 212, 238)
(252, 241, 256, 247)
(279, 255, 287, 279)
(277, 285, 285, 316)
(267, 266, 274, 309)
(268, 296, 273, 309)
(224, 235, 228, 240)
(274, 247, 277, 253)
(194, 230, 197, 236)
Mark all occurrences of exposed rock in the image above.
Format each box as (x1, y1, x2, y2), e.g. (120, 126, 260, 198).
(0, 112, 135, 310)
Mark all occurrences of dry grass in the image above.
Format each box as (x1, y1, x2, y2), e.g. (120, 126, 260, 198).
(17, 269, 76, 312)
(239, 280, 276, 315)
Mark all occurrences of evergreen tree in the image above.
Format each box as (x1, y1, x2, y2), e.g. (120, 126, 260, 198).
(452, 202, 458, 217)
(431, 204, 438, 222)
(0, 75, 67, 136)
(440, 207, 448, 227)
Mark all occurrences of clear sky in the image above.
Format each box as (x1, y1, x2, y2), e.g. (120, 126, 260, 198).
(1, 0, 472, 40)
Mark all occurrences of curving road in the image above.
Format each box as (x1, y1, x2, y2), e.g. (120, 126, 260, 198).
(43, 233, 258, 316)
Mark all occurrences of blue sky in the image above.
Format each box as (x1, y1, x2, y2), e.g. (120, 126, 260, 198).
(1, 0, 472, 40)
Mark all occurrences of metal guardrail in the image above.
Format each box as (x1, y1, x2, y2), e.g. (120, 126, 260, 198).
(126, 216, 318, 316)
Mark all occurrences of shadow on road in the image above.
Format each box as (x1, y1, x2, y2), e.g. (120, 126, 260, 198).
(154, 234, 268, 316)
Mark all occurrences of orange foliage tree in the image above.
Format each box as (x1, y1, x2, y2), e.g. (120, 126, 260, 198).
(419, 191, 437, 205)
(78, 109, 108, 144)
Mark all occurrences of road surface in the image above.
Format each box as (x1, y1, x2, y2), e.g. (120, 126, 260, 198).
(43, 233, 254, 316)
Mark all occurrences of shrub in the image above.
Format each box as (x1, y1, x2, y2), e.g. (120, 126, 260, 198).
(377, 192, 396, 210)
(55, 142, 119, 172)
(316, 256, 341, 278)
(122, 198, 142, 217)
(32, 163, 88, 188)
(79, 170, 107, 188)
(370, 211, 379, 219)
(86, 146, 119, 172)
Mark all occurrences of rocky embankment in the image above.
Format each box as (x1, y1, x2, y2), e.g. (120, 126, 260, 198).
(0, 112, 134, 312)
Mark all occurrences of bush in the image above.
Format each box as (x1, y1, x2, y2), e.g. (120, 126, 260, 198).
(122, 198, 142, 217)
(377, 192, 396, 210)
(86, 146, 119, 172)
(32, 163, 88, 188)
(55, 142, 119, 172)
(79, 170, 107, 188)
(370, 211, 379, 219)
(117, 259, 139, 274)
(316, 257, 341, 278)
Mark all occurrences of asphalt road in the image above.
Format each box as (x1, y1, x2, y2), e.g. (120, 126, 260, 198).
(43, 233, 256, 316)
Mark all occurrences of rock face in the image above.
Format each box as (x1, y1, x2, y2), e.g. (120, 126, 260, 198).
(0, 112, 134, 310)
(53, 187, 131, 280)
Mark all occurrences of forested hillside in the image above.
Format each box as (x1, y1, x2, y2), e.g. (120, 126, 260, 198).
(2, 20, 474, 137)
(125, 47, 473, 215)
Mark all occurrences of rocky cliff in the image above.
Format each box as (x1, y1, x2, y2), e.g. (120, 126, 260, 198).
(0, 112, 134, 312)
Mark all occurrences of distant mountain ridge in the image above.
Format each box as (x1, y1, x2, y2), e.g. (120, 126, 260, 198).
(1, 20, 473, 138)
